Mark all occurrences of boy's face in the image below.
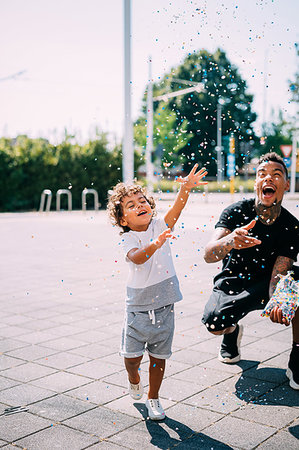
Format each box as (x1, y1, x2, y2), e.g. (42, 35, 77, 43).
(120, 192, 153, 231)
(254, 161, 289, 207)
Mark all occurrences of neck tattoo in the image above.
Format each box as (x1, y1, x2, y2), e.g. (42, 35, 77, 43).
(255, 201, 282, 225)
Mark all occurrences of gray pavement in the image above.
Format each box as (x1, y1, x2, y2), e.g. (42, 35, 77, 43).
(0, 192, 298, 449)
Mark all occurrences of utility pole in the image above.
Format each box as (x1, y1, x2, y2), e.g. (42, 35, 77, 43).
(216, 103, 223, 182)
(290, 132, 297, 194)
(123, 0, 134, 183)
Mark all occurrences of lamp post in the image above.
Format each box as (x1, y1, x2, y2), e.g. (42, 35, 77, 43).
(146, 74, 205, 186)
(145, 57, 155, 191)
(123, 0, 134, 183)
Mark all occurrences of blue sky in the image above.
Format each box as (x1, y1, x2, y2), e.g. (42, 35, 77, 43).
(1, 0, 298, 144)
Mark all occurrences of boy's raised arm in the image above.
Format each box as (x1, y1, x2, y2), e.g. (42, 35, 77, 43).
(164, 164, 208, 229)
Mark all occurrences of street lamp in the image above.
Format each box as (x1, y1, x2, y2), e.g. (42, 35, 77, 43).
(145, 71, 205, 186)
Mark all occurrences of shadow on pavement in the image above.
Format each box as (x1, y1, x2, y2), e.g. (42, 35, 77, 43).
(234, 362, 299, 407)
(134, 403, 232, 449)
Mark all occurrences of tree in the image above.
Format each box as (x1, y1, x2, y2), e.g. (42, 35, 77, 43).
(136, 48, 257, 175)
(134, 103, 192, 171)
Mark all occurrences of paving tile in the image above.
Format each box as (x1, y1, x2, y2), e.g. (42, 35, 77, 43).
(257, 429, 299, 450)
(0, 355, 24, 371)
(109, 419, 195, 449)
(0, 326, 33, 339)
(165, 403, 224, 432)
(171, 349, 214, 366)
(36, 352, 91, 370)
(1, 362, 57, 382)
(68, 343, 115, 358)
(204, 415, 276, 449)
(63, 406, 139, 439)
(66, 380, 126, 405)
(28, 393, 95, 421)
(105, 395, 175, 419)
(184, 376, 247, 414)
(172, 365, 232, 390)
(6, 345, 57, 361)
(0, 376, 20, 391)
(0, 383, 56, 407)
(202, 356, 258, 374)
(68, 359, 120, 379)
(87, 442, 126, 449)
(17, 423, 99, 449)
(0, 412, 51, 442)
(231, 403, 299, 428)
(0, 339, 29, 353)
(159, 377, 204, 402)
(31, 371, 92, 393)
(40, 337, 87, 351)
(244, 364, 288, 385)
(253, 385, 299, 408)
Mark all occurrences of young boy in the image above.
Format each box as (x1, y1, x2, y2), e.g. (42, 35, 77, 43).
(107, 164, 207, 420)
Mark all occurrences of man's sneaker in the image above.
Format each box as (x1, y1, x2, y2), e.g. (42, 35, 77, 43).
(128, 381, 144, 400)
(286, 344, 299, 390)
(218, 324, 243, 364)
(145, 398, 165, 420)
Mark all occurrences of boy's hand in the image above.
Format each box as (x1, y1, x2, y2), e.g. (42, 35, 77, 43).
(176, 163, 208, 190)
(154, 228, 174, 249)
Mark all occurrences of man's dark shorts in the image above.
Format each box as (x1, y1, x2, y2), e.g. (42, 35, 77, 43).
(202, 266, 299, 332)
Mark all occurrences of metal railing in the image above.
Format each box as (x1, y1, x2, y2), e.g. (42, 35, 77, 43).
(82, 188, 99, 211)
(39, 189, 52, 212)
(56, 189, 72, 211)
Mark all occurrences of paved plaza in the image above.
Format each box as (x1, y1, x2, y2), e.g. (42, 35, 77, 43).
(0, 192, 298, 449)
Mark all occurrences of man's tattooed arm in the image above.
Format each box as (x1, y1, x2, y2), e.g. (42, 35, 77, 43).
(269, 255, 294, 297)
(204, 227, 234, 263)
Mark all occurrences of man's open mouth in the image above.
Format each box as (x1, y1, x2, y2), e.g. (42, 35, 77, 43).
(137, 211, 147, 216)
(262, 185, 276, 198)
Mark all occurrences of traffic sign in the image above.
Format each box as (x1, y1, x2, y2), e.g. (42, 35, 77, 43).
(227, 153, 235, 177)
(283, 157, 291, 168)
(280, 145, 292, 158)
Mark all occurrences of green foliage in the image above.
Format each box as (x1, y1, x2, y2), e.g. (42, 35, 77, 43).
(136, 48, 257, 176)
(134, 104, 192, 169)
(259, 111, 292, 156)
(0, 134, 125, 212)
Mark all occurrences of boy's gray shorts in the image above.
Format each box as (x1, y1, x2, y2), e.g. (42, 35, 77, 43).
(120, 304, 175, 359)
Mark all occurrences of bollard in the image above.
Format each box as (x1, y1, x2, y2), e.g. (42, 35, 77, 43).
(203, 184, 209, 203)
(39, 189, 52, 212)
(56, 189, 72, 211)
(82, 188, 99, 211)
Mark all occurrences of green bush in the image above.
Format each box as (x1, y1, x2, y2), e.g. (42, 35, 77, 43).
(0, 135, 124, 212)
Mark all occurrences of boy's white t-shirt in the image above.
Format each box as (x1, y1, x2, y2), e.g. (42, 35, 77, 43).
(121, 217, 182, 312)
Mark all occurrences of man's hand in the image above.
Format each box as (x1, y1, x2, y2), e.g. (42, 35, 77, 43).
(230, 220, 261, 249)
(269, 305, 290, 326)
(176, 163, 208, 190)
(154, 228, 174, 249)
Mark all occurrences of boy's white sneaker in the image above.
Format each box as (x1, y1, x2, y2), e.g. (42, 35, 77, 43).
(128, 381, 144, 400)
(145, 398, 165, 420)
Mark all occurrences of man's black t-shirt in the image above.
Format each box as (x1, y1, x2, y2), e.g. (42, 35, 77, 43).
(214, 198, 299, 291)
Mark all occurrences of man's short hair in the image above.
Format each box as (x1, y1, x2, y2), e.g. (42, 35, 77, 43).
(258, 152, 288, 178)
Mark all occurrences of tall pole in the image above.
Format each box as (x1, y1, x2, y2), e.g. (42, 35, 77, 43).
(123, 0, 134, 183)
(146, 57, 154, 191)
(216, 103, 222, 182)
(290, 132, 297, 194)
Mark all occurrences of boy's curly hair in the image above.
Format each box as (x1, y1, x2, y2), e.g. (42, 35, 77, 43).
(107, 182, 156, 234)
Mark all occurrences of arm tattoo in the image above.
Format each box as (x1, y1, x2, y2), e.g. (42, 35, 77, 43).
(269, 256, 294, 297)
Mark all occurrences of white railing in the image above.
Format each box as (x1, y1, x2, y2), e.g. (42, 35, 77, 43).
(82, 188, 99, 211)
(56, 189, 72, 211)
(39, 189, 52, 212)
